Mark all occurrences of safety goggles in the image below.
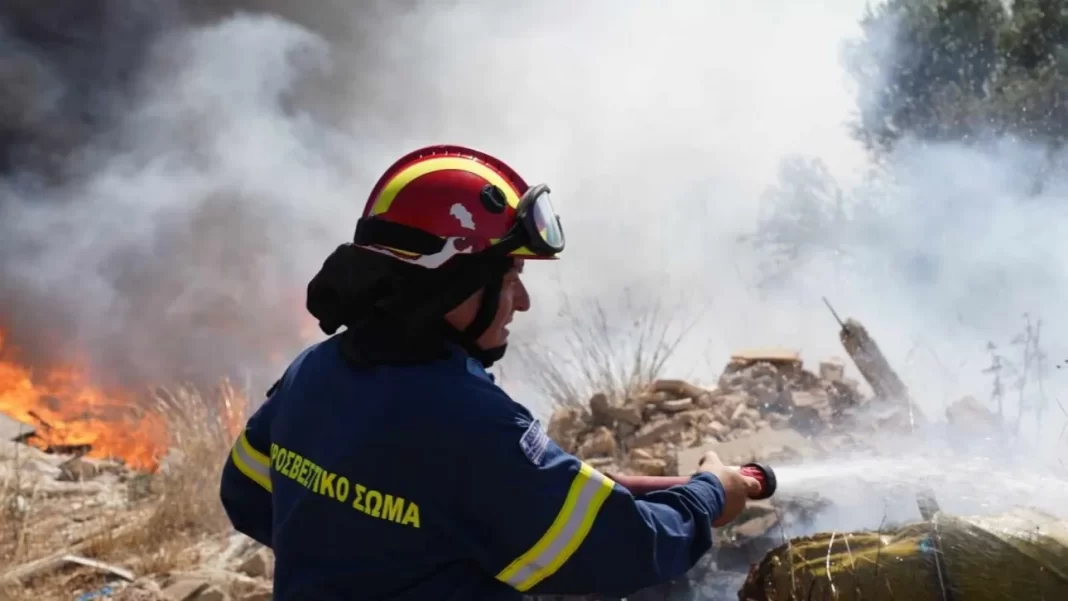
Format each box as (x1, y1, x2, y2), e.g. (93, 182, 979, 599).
(487, 183, 566, 258)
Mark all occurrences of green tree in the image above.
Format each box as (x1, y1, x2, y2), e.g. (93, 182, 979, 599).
(847, 0, 1007, 152)
(847, 0, 1068, 151)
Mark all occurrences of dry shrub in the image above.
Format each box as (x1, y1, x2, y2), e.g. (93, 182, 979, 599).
(513, 289, 696, 409)
(147, 377, 248, 533)
(85, 378, 250, 571)
(0, 434, 34, 563)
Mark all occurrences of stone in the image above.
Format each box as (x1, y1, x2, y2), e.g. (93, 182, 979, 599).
(237, 547, 273, 578)
(57, 457, 99, 482)
(604, 403, 644, 426)
(819, 357, 846, 382)
(728, 348, 802, 366)
(649, 379, 709, 400)
(162, 580, 210, 601)
(546, 406, 588, 453)
(676, 428, 818, 472)
(659, 398, 694, 413)
(114, 580, 167, 601)
(628, 457, 670, 476)
(946, 395, 1001, 433)
(730, 403, 747, 422)
(576, 427, 617, 458)
(630, 418, 687, 449)
(588, 393, 613, 427)
(192, 586, 230, 601)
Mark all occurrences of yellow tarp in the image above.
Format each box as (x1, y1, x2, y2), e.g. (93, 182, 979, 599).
(739, 507, 1068, 600)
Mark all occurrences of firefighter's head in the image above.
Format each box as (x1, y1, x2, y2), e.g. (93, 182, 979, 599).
(306, 144, 564, 366)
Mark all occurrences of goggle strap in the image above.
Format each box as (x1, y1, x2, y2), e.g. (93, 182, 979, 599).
(354, 218, 447, 255)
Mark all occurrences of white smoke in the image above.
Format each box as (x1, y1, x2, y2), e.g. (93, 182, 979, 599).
(3, 0, 1067, 543)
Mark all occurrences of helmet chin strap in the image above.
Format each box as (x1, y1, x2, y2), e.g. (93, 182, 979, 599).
(442, 267, 508, 368)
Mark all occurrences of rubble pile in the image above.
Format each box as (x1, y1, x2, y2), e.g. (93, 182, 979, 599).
(546, 349, 870, 479)
(0, 435, 274, 601)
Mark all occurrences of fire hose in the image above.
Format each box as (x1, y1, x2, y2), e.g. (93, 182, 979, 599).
(608, 462, 778, 500)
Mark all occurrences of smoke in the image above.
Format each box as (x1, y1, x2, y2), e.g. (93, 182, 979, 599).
(2, 0, 1067, 516)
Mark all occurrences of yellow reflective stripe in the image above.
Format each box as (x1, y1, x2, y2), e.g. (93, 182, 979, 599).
(230, 431, 272, 493)
(370, 157, 521, 215)
(239, 430, 270, 466)
(496, 463, 616, 592)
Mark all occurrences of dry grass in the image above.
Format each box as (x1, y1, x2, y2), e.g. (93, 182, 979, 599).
(513, 290, 696, 409)
(85, 378, 249, 571)
(0, 426, 34, 563)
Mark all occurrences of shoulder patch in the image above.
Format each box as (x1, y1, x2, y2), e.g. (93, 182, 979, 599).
(519, 419, 550, 466)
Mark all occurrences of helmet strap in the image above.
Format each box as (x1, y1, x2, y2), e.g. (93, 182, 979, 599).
(440, 262, 510, 368)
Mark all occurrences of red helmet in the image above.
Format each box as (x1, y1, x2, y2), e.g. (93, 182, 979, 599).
(352, 145, 565, 269)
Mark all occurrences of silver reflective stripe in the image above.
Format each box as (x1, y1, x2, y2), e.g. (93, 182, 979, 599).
(496, 463, 615, 591)
(230, 431, 272, 492)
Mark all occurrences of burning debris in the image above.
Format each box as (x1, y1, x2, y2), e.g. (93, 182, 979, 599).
(0, 331, 170, 471)
(0, 330, 250, 472)
(0, 382, 270, 601)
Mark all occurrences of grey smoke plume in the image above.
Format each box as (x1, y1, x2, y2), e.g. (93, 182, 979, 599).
(2, 0, 1067, 482)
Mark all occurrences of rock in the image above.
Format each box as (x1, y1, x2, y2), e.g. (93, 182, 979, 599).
(546, 406, 588, 454)
(659, 398, 694, 413)
(195, 587, 230, 601)
(946, 395, 1001, 433)
(162, 579, 210, 601)
(730, 509, 781, 540)
(628, 457, 670, 476)
(728, 348, 802, 367)
(819, 357, 846, 382)
(57, 457, 99, 482)
(790, 390, 828, 409)
(630, 418, 687, 449)
(240, 591, 272, 601)
(694, 390, 719, 408)
(649, 379, 709, 400)
(676, 428, 819, 471)
(127, 473, 157, 502)
(729, 403, 747, 423)
(576, 427, 617, 458)
(788, 405, 824, 435)
(702, 420, 729, 439)
(587, 393, 613, 427)
(237, 548, 273, 579)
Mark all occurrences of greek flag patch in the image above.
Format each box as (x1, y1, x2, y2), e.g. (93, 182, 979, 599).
(519, 419, 550, 466)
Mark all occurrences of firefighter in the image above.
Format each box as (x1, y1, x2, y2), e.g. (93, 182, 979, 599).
(219, 145, 761, 600)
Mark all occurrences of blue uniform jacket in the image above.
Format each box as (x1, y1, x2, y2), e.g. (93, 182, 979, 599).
(220, 335, 727, 600)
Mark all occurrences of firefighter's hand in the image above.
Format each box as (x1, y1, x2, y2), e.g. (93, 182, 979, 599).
(697, 451, 762, 527)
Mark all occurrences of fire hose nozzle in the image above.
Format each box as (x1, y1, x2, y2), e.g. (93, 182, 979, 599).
(737, 462, 777, 500)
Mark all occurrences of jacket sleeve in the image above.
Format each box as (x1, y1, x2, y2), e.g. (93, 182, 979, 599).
(219, 382, 277, 547)
(445, 379, 726, 598)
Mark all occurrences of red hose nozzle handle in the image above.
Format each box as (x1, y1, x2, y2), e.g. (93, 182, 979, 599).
(738, 462, 777, 500)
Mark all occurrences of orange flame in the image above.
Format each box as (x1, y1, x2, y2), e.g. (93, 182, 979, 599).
(0, 330, 170, 471)
(0, 298, 317, 472)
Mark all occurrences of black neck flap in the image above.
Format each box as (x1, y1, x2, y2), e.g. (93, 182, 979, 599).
(306, 242, 514, 369)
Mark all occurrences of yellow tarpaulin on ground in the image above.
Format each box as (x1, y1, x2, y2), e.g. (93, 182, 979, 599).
(739, 507, 1068, 600)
